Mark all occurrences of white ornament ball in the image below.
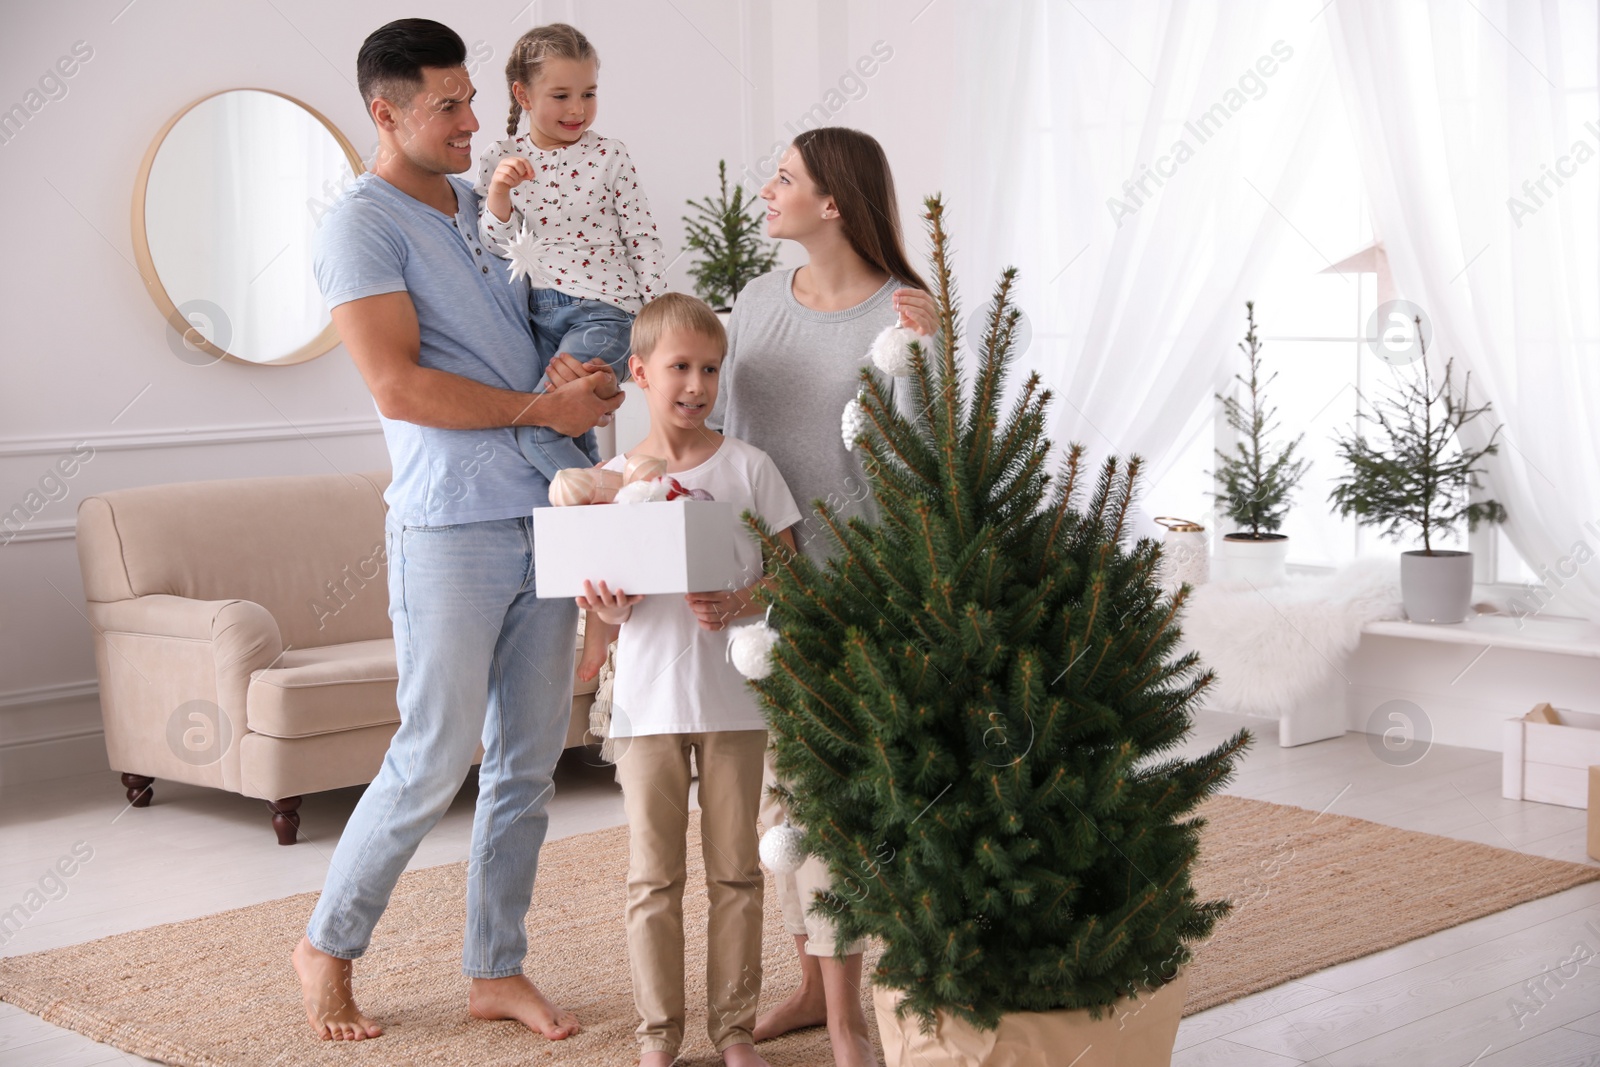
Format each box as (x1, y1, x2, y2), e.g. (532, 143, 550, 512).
(548, 467, 595, 507)
(728, 620, 780, 680)
(614, 477, 670, 504)
(841, 395, 868, 452)
(759, 820, 808, 874)
(869, 323, 931, 377)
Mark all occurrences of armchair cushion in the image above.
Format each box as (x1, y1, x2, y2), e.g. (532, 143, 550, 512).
(246, 631, 598, 741)
(247, 639, 399, 739)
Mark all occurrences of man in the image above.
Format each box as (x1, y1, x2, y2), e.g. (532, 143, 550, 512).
(292, 18, 622, 1043)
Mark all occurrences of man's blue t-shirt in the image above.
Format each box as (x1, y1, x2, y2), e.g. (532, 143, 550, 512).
(314, 172, 550, 525)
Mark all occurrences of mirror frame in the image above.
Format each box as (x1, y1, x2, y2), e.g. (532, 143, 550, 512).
(131, 88, 366, 367)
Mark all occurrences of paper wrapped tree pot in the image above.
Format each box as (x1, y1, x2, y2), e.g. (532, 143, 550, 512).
(743, 197, 1246, 1066)
(874, 971, 1189, 1067)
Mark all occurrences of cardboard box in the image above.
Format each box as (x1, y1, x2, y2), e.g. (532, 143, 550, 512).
(1589, 766, 1600, 862)
(533, 499, 740, 598)
(1503, 704, 1600, 809)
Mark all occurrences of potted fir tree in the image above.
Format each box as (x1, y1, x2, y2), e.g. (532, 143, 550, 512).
(1328, 320, 1506, 623)
(681, 160, 780, 314)
(743, 197, 1249, 1066)
(1212, 301, 1308, 586)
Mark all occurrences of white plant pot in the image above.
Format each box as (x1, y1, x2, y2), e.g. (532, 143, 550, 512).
(1213, 534, 1289, 586)
(1400, 550, 1474, 623)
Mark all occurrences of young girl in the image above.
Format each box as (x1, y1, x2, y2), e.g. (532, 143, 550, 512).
(712, 128, 939, 1067)
(476, 22, 665, 477)
(577, 293, 800, 1067)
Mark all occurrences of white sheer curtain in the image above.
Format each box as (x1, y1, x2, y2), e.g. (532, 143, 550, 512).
(1328, 0, 1600, 620)
(941, 0, 1338, 519)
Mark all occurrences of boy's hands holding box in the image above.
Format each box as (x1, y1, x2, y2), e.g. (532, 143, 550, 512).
(577, 580, 643, 625)
(685, 586, 757, 632)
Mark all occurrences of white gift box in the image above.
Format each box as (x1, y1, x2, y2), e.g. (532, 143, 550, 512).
(533, 499, 741, 598)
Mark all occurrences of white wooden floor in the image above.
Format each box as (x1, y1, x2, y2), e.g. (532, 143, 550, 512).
(1, 712, 1597, 1066)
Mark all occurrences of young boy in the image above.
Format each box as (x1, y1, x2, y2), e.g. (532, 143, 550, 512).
(577, 293, 801, 1067)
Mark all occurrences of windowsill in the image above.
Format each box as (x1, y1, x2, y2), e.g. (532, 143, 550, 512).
(1362, 614, 1600, 659)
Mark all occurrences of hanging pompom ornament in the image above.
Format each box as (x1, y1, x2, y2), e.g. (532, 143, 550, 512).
(503, 224, 557, 289)
(841, 394, 868, 452)
(869, 323, 932, 377)
(728, 616, 779, 680)
(759, 819, 808, 874)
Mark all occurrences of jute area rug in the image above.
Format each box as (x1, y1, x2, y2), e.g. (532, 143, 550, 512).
(2, 795, 1595, 1066)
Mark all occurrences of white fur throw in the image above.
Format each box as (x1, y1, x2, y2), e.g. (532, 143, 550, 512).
(1178, 558, 1402, 718)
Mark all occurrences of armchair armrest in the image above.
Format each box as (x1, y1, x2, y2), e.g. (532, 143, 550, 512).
(89, 595, 283, 792)
(92, 594, 284, 669)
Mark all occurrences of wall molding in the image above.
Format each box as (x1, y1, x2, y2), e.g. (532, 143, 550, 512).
(0, 417, 383, 460)
(0, 678, 99, 710)
(0, 518, 77, 544)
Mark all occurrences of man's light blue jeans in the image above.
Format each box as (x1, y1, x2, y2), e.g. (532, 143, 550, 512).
(305, 513, 576, 978)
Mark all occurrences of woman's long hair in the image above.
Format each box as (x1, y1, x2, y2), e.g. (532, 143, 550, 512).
(793, 127, 929, 293)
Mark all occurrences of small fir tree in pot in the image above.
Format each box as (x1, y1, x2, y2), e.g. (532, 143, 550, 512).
(681, 160, 780, 311)
(1328, 319, 1506, 623)
(1211, 302, 1308, 585)
(741, 197, 1249, 1065)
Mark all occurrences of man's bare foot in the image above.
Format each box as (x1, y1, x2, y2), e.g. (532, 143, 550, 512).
(468, 974, 580, 1039)
(640, 1052, 674, 1067)
(724, 1040, 771, 1066)
(293, 936, 383, 1041)
(753, 983, 827, 1041)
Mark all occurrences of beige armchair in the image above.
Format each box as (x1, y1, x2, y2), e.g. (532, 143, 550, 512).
(75, 471, 595, 844)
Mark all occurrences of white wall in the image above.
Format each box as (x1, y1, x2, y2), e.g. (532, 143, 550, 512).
(0, 0, 957, 783)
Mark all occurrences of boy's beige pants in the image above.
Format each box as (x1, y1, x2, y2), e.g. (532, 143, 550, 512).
(615, 729, 767, 1057)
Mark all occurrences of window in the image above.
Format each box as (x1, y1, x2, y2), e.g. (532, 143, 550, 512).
(1144, 74, 1544, 585)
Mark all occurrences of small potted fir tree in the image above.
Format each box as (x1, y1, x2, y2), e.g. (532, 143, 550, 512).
(744, 197, 1248, 1066)
(1212, 301, 1308, 585)
(1328, 320, 1506, 623)
(681, 160, 780, 314)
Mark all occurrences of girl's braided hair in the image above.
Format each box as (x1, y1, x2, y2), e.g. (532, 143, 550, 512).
(504, 23, 598, 136)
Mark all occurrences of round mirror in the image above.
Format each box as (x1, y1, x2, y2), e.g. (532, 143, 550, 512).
(133, 89, 364, 366)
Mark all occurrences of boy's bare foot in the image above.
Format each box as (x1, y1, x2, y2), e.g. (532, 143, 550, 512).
(293, 936, 383, 1041)
(640, 1052, 674, 1067)
(723, 1040, 771, 1066)
(827, 1024, 878, 1067)
(468, 974, 580, 1039)
(753, 983, 827, 1041)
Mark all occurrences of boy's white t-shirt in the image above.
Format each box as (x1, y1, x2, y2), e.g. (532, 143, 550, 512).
(603, 435, 803, 737)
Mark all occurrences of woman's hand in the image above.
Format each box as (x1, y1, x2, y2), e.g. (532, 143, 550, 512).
(684, 586, 755, 632)
(576, 580, 643, 625)
(892, 288, 939, 337)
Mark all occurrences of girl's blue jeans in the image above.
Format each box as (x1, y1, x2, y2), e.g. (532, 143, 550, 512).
(518, 288, 634, 474)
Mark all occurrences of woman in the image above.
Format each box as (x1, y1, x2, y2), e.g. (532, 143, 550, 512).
(716, 127, 939, 1067)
